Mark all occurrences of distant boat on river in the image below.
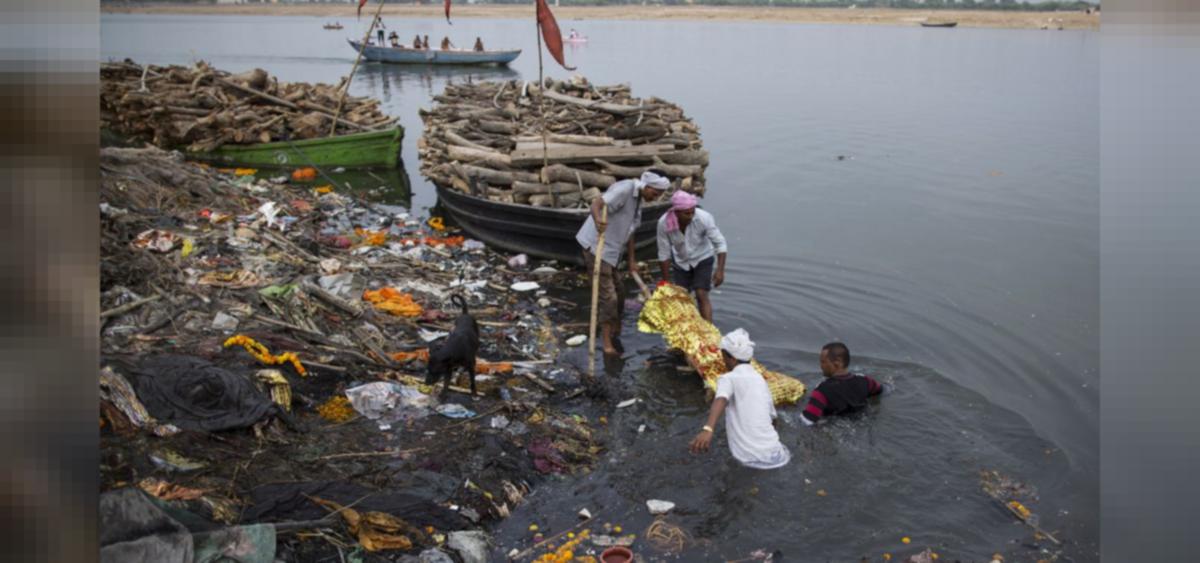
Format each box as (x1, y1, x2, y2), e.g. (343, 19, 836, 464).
(920, 21, 958, 28)
(348, 39, 521, 66)
(323, 22, 344, 30)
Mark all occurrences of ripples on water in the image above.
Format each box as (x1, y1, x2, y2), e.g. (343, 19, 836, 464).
(102, 14, 1098, 559)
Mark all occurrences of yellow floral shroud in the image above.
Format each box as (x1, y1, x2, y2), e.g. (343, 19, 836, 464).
(638, 284, 806, 405)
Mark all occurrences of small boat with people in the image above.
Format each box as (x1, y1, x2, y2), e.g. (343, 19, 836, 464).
(564, 28, 588, 43)
(323, 22, 344, 30)
(920, 21, 958, 28)
(348, 39, 520, 66)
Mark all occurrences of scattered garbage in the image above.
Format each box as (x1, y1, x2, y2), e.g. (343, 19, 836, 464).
(446, 530, 491, 563)
(565, 334, 588, 346)
(646, 499, 676, 515)
(510, 281, 541, 292)
(211, 311, 239, 331)
(435, 404, 477, 419)
(616, 398, 640, 409)
(507, 253, 529, 269)
(346, 382, 436, 424)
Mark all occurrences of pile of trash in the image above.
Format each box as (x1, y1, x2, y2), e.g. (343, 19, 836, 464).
(98, 145, 605, 561)
(101, 60, 396, 152)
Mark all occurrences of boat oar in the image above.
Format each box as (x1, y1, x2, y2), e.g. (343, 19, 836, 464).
(587, 206, 608, 378)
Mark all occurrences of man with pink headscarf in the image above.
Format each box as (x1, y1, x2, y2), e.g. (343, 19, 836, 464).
(656, 189, 728, 322)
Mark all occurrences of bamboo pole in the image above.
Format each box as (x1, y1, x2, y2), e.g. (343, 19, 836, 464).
(329, 0, 387, 136)
(588, 206, 608, 378)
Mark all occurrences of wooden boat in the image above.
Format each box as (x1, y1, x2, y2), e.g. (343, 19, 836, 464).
(349, 40, 521, 66)
(189, 126, 404, 169)
(323, 23, 344, 30)
(920, 21, 958, 28)
(435, 183, 671, 264)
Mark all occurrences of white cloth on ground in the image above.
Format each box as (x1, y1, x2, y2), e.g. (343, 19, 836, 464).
(714, 363, 790, 470)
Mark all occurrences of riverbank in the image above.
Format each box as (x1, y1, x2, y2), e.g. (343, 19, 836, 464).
(101, 3, 1100, 30)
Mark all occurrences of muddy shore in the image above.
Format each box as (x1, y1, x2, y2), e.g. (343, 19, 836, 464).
(102, 3, 1100, 31)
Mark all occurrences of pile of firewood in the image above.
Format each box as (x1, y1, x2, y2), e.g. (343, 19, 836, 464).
(100, 60, 397, 153)
(417, 76, 707, 209)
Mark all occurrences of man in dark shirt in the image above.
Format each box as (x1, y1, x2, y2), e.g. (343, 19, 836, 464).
(801, 342, 886, 426)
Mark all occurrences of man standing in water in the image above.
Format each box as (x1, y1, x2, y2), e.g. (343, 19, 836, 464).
(689, 329, 790, 469)
(576, 170, 670, 356)
(656, 190, 727, 322)
(800, 342, 888, 426)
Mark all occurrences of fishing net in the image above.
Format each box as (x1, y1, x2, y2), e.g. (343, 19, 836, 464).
(638, 284, 806, 405)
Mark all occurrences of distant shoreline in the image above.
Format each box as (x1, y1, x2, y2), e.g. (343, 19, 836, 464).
(101, 4, 1100, 30)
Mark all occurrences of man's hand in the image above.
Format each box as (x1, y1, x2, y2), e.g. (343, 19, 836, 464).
(595, 219, 607, 234)
(713, 269, 725, 288)
(689, 429, 713, 454)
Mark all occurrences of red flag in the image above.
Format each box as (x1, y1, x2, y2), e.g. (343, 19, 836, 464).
(444, 0, 452, 24)
(536, 0, 574, 71)
(357, 0, 368, 19)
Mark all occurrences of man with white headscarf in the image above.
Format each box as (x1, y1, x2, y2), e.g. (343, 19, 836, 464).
(576, 169, 671, 356)
(689, 329, 791, 469)
(656, 189, 728, 322)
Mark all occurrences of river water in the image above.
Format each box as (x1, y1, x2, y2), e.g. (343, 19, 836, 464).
(103, 13, 1098, 561)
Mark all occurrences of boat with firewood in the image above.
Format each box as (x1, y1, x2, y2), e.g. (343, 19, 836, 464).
(419, 77, 708, 263)
(349, 40, 521, 66)
(101, 61, 404, 169)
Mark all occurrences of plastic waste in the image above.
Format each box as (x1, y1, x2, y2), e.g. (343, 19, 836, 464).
(345, 382, 436, 426)
(510, 281, 540, 292)
(211, 312, 239, 332)
(463, 239, 486, 251)
(507, 254, 529, 269)
(257, 201, 283, 231)
(565, 335, 587, 346)
(435, 404, 476, 419)
(646, 499, 675, 515)
(490, 415, 510, 429)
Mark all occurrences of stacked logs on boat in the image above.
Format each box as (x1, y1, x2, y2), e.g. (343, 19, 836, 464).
(100, 60, 397, 153)
(417, 76, 707, 209)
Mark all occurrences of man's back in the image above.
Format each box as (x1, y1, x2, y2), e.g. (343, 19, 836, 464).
(717, 364, 790, 469)
(802, 373, 883, 425)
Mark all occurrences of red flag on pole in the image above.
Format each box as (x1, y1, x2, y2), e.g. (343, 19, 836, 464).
(444, 0, 452, 24)
(536, 0, 574, 70)
(357, 0, 368, 18)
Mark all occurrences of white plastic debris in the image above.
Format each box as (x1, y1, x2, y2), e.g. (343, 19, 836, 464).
(537, 297, 552, 308)
(578, 508, 592, 520)
(616, 398, 640, 409)
(463, 239, 486, 251)
(345, 382, 436, 423)
(257, 201, 284, 231)
(532, 266, 558, 276)
(211, 312, 239, 332)
(490, 415, 510, 429)
(638, 424, 646, 433)
(507, 254, 529, 269)
(646, 499, 675, 515)
(565, 335, 587, 346)
(510, 281, 540, 292)
(318, 258, 341, 275)
(419, 329, 450, 343)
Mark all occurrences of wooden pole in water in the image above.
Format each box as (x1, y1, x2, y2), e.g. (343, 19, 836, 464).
(588, 206, 608, 379)
(329, 0, 388, 137)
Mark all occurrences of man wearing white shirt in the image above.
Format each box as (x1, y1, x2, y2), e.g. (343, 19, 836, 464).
(688, 329, 791, 470)
(656, 190, 728, 322)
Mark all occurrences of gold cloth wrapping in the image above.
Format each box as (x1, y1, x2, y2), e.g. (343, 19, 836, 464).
(637, 284, 806, 405)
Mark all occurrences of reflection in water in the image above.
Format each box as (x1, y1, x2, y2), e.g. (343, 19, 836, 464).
(327, 165, 413, 208)
(357, 62, 521, 100)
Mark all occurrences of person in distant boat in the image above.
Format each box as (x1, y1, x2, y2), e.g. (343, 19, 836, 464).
(440, 36, 455, 50)
(576, 170, 670, 356)
(413, 34, 422, 49)
(656, 190, 727, 323)
(374, 17, 386, 46)
(569, 28, 579, 39)
(800, 342, 890, 426)
(423, 35, 430, 50)
(473, 37, 484, 52)
(688, 329, 791, 470)
(388, 31, 399, 47)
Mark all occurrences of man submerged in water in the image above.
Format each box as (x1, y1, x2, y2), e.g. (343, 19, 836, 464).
(801, 342, 889, 426)
(689, 329, 791, 469)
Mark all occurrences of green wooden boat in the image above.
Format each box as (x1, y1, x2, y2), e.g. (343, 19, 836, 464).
(188, 126, 404, 169)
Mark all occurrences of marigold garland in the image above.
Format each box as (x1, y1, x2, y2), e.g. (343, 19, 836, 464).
(223, 334, 307, 376)
(362, 287, 423, 317)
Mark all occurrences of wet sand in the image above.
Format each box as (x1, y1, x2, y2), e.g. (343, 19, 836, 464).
(102, 4, 1100, 31)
